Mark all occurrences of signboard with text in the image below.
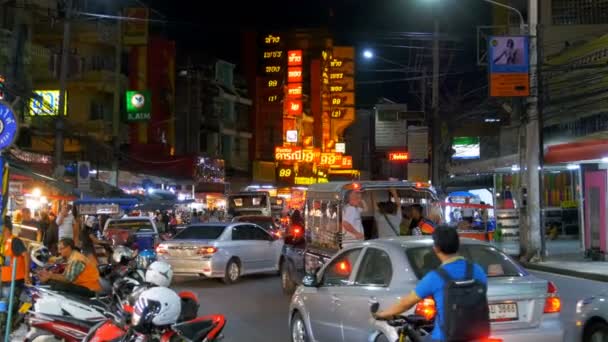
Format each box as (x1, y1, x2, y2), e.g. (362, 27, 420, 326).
(29, 90, 67, 116)
(125, 90, 152, 121)
(488, 36, 530, 97)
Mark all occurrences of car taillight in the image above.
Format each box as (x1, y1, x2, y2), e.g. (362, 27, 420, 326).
(481, 339, 502, 342)
(415, 297, 436, 321)
(156, 245, 167, 255)
(197, 246, 218, 255)
(544, 281, 561, 313)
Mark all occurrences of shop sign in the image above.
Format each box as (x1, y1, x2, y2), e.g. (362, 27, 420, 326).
(264, 34, 281, 45)
(294, 176, 328, 185)
(29, 90, 67, 116)
(284, 99, 302, 116)
(77, 161, 91, 191)
(0, 101, 18, 150)
(287, 67, 303, 83)
(389, 152, 409, 161)
(335, 142, 346, 153)
(286, 130, 298, 143)
(286, 84, 302, 98)
(319, 152, 343, 166)
(125, 90, 152, 121)
(287, 50, 303, 66)
(276, 165, 295, 184)
(275, 146, 302, 161)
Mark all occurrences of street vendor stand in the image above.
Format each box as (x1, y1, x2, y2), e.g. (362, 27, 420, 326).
(444, 191, 495, 241)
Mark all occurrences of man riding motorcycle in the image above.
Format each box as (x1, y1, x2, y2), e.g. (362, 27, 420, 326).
(38, 237, 101, 297)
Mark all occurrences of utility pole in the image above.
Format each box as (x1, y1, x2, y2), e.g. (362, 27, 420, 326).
(431, 18, 440, 185)
(522, 0, 542, 261)
(111, 11, 122, 187)
(54, 0, 73, 177)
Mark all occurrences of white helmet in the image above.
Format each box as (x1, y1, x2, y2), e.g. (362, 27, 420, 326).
(132, 287, 181, 328)
(145, 261, 173, 287)
(31, 245, 51, 267)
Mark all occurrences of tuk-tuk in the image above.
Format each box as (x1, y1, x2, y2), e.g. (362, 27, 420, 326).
(300, 181, 438, 275)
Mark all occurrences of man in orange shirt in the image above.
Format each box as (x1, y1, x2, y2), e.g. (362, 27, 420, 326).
(1, 218, 30, 329)
(39, 238, 101, 297)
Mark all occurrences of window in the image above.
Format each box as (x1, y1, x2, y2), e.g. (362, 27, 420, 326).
(322, 248, 362, 286)
(252, 227, 272, 241)
(232, 225, 255, 240)
(355, 248, 393, 287)
(174, 225, 226, 240)
(306, 199, 340, 250)
(405, 245, 525, 279)
(552, 0, 608, 25)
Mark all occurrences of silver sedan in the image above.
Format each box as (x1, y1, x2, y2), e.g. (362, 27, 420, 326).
(575, 292, 608, 342)
(157, 223, 284, 283)
(289, 237, 564, 342)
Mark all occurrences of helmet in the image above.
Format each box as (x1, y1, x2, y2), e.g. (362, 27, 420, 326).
(113, 277, 141, 299)
(135, 249, 157, 270)
(84, 216, 97, 228)
(31, 245, 51, 267)
(112, 245, 135, 265)
(145, 261, 173, 287)
(132, 287, 181, 329)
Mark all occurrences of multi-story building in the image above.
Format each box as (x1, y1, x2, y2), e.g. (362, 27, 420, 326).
(242, 29, 358, 192)
(175, 55, 252, 189)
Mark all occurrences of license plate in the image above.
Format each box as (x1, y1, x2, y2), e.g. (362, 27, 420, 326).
(18, 302, 32, 314)
(489, 303, 518, 321)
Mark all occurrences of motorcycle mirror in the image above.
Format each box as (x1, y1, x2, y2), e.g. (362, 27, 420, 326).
(370, 302, 379, 314)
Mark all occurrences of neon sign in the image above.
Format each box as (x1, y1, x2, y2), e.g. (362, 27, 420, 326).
(275, 146, 302, 161)
(388, 152, 409, 161)
(265, 66, 281, 73)
(264, 35, 280, 44)
(287, 50, 303, 66)
(285, 100, 302, 116)
(267, 79, 280, 88)
(319, 152, 343, 166)
(263, 51, 283, 58)
(286, 84, 302, 98)
(287, 67, 303, 83)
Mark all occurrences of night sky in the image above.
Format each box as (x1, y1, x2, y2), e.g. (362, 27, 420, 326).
(144, 0, 494, 107)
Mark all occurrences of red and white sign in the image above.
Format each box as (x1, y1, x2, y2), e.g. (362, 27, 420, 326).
(388, 152, 409, 161)
(287, 50, 303, 66)
(285, 100, 302, 116)
(286, 84, 302, 98)
(287, 67, 303, 83)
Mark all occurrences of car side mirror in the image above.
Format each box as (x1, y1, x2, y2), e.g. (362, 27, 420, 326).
(302, 274, 319, 287)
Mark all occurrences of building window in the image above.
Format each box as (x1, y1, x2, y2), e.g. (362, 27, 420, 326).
(90, 101, 106, 120)
(552, 0, 608, 25)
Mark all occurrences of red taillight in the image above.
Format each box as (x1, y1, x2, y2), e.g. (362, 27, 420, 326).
(544, 281, 561, 313)
(293, 227, 302, 236)
(156, 245, 167, 255)
(197, 246, 218, 255)
(415, 297, 437, 321)
(482, 339, 503, 342)
(335, 260, 351, 275)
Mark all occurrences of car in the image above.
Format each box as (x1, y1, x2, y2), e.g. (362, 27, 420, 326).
(575, 291, 608, 341)
(288, 237, 564, 342)
(232, 215, 282, 237)
(156, 223, 284, 283)
(103, 216, 159, 250)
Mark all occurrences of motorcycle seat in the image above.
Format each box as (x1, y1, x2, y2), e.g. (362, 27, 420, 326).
(172, 319, 214, 341)
(32, 312, 101, 329)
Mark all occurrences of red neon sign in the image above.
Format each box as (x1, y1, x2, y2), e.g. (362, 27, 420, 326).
(286, 84, 302, 98)
(287, 67, 303, 83)
(388, 152, 409, 161)
(275, 146, 302, 161)
(285, 100, 302, 116)
(287, 50, 303, 66)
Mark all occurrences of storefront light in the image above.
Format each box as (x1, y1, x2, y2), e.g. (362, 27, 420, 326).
(178, 193, 187, 201)
(32, 188, 42, 197)
(567, 164, 580, 170)
(602, 157, 608, 163)
(511, 165, 520, 172)
(40, 196, 48, 204)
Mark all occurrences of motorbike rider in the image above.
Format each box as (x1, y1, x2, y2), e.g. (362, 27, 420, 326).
(0, 217, 31, 329)
(410, 204, 436, 235)
(38, 237, 101, 297)
(374, 227, 488, 341)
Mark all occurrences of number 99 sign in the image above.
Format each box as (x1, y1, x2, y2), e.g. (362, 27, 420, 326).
(279, 168, 292, 177)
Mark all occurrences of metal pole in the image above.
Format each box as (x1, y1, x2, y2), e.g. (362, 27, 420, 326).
(431, 18, 440, 185)
(523, 0, 542, 260)
(111, 11, 122, 187)
(54, 0, 73, 177)
(3, 258, 17, 342)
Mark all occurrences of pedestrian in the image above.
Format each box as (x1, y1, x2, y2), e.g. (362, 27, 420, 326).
(56, 203, 79, 247)
(45, 212, 59, 255)
(410, 204, 436, 235)
(342, 190, 366, 242)
(374, 226, 490, 341)
(21, 207, 41, 242)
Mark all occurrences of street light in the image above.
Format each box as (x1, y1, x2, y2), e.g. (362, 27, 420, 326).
(363, 49, 374, 59)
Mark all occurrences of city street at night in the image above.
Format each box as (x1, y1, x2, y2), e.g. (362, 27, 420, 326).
(171, 270, 606, 342)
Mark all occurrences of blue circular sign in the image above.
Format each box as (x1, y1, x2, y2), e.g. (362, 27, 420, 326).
(0, 102, 18, 151)
(78, 163, 90, 179)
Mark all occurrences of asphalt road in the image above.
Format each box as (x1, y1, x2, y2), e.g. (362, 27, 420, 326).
(173, 271, 605, 342)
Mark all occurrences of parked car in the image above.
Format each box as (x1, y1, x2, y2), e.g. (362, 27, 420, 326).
(103, 216, 159, 250)
(576, 291, 608, 341)
(288, 237, 564, 342)
(156, 223, 284, 283)
(232, 215, 282, 237)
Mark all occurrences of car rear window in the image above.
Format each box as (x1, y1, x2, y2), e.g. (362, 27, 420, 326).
(174, 225, 226, 240)
(106, 219, 155, 232)
(405, 245, 525, 279)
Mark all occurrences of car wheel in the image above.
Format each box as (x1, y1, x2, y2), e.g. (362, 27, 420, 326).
(222, 259, 240, 284)
(585, 321, 608, 342)
(291, 312, 310, 342)
(281, 261, 297, 295)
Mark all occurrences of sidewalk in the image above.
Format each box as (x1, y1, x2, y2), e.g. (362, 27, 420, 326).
(493, 239, 608, 282)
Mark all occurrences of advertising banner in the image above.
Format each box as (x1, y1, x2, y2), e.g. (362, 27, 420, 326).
(488, 36, 530, 97)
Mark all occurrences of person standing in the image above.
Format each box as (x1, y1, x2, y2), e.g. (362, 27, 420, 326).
(1, 218, 30, 329)
(342, 190, 366, 243)
(21, 207, 41, 242)
(410, 204, 436, 235)
(372, 189, 402, 238)
(56, 203, 79, 247)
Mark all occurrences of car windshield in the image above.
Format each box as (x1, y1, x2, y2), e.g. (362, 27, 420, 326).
(405, 244, 525, 279)
(173, 225, 226, 240)
(106, 219, 155, 232)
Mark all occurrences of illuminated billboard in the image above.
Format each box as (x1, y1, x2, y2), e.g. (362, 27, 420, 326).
(388, 152, 409, 162)
(29, 90, 67, 116)
(452, 137, 480, 160)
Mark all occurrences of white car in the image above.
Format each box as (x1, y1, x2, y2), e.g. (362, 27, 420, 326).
(576, 292, 608, 341)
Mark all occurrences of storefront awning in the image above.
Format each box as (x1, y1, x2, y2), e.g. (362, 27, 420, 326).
(544, 139, 608, 164)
